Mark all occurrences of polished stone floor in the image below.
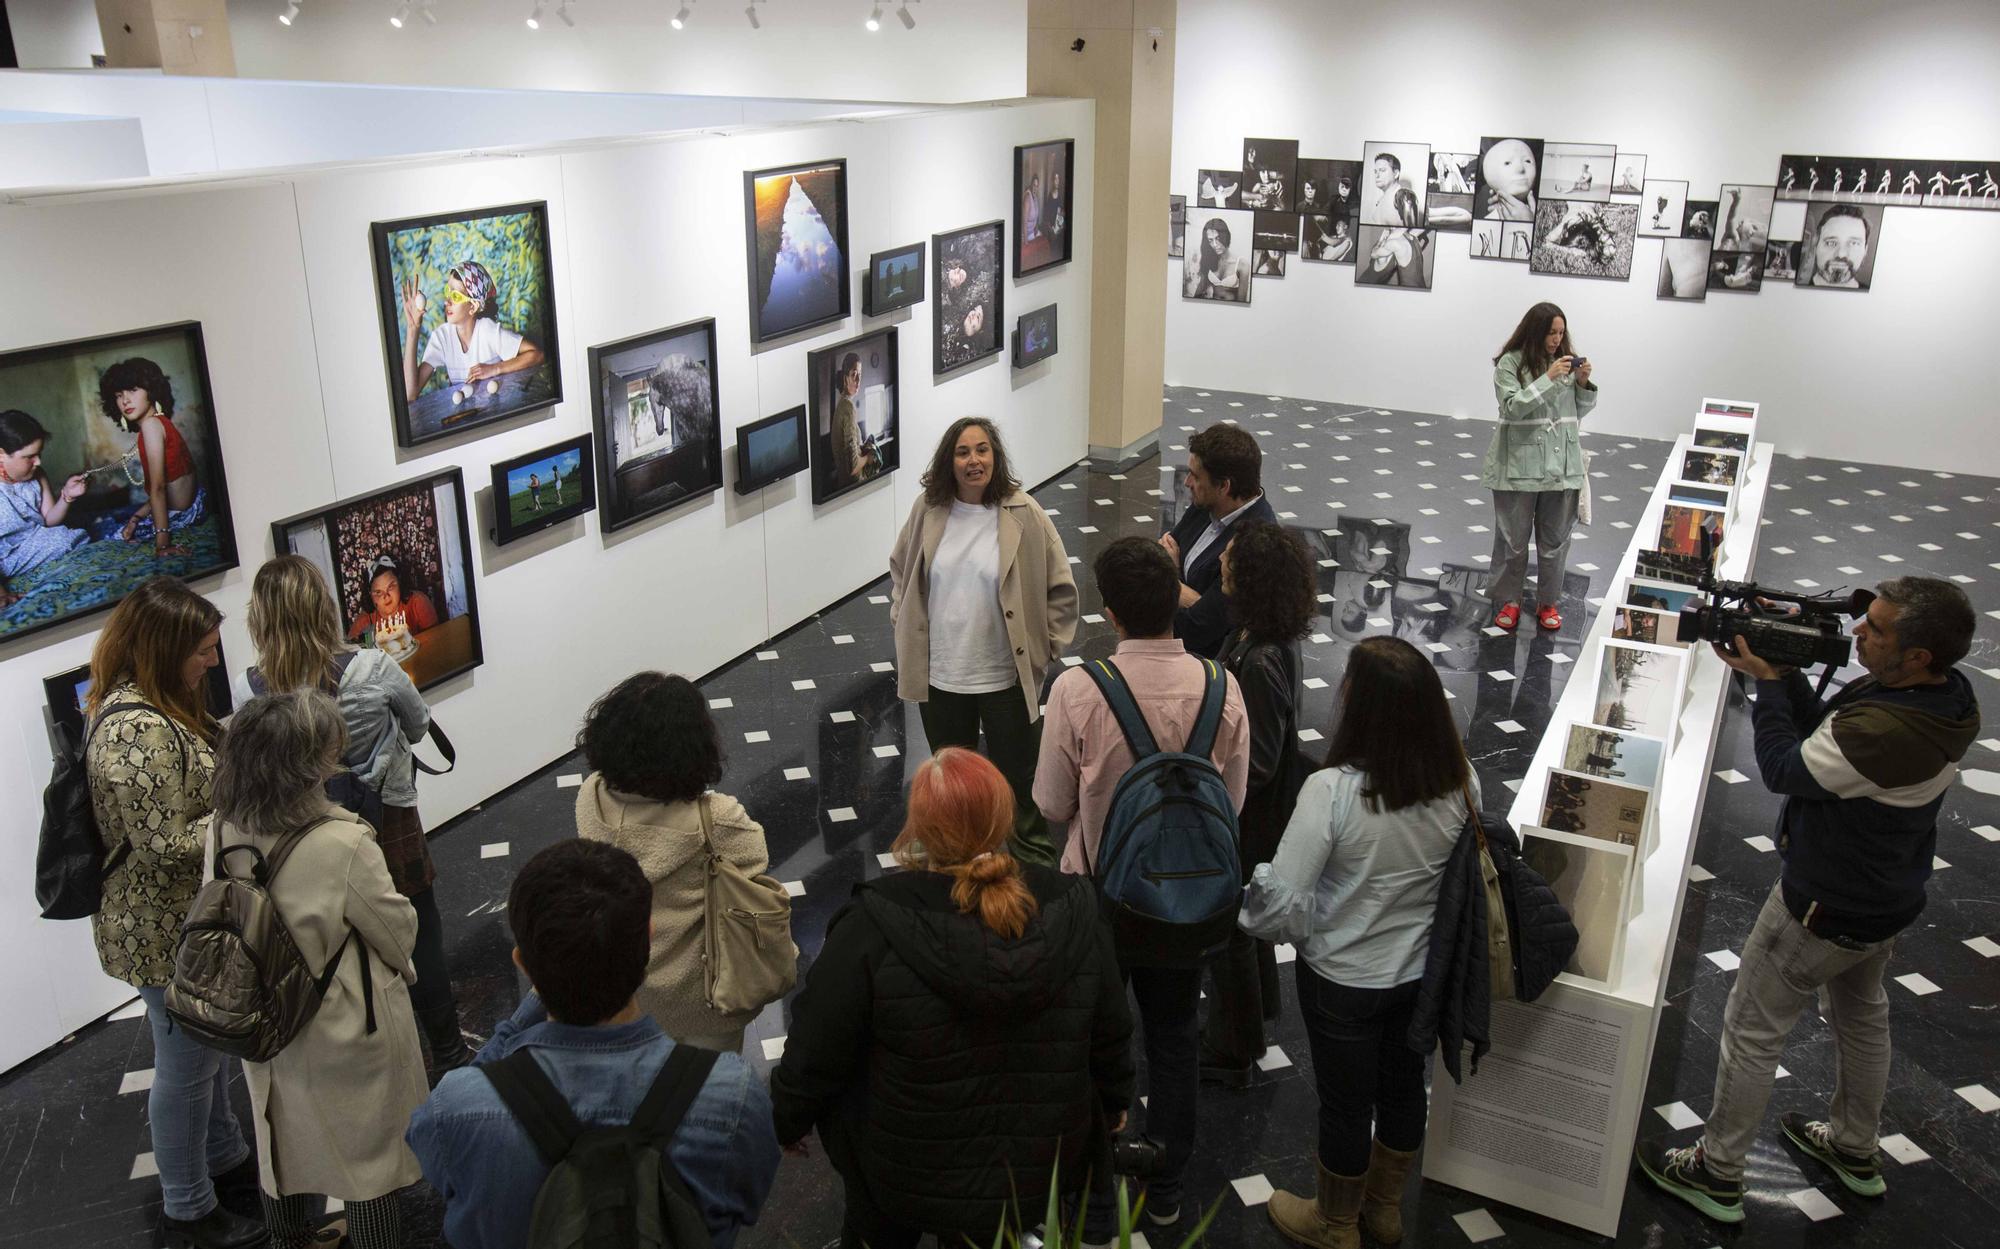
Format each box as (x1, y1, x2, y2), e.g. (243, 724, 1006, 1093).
(2, 386, 1995, 1248)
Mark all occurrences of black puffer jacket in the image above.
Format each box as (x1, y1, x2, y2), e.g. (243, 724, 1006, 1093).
(770, 865, 1134, 1238)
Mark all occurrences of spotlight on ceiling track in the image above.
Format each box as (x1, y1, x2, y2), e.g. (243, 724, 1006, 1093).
(866, 5, 882, 32)
(420, 2, 436, 24)
(557, 2, 574, 26)
(745, 3, 760, 28)
(526, 3, 542, 28)
(390, 3, 409, 28)
(279, 1, 300, 25)
(671, 5, 691, 29)
(897, 2, 914, 30)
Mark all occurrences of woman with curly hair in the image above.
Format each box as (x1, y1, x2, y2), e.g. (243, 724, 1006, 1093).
(100, 357, 203, 558)
(1201, 520, 1316, 1088)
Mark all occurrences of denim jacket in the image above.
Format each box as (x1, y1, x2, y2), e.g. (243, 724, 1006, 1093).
(405, 992, 779, 1249)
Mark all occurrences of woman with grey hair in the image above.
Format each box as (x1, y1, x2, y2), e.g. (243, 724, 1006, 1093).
(208, 690, 427, 1249)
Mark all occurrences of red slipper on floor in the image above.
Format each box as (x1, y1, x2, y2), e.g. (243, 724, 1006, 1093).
(1493, 602, 1521, 631)
(1537, 603, 1563, 630)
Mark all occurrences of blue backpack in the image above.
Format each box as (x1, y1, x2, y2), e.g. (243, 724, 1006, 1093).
(1081, 657, 1242, 967)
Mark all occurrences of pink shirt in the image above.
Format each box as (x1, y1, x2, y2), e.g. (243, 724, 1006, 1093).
(1034, 638, 1251, 875)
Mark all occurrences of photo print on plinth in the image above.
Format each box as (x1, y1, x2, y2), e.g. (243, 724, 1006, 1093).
(1691, 423, 1750, 454)
(371, 201, 562, 449)
(933, 221, 1005, 373)
(1301, 214, 1358, 264)
(1528, 201, 1638, 280)
(1681, 446, 1744, 486)
(1355, 224, 1435, 289)
(863, 242, 926, 318)
(1240, 138, 1299, 211)
(1624, 576, 1702, 615)
(1169, 195, 1187, 259)
(744, 158, 850, 346)
(1472, 136, 1543, 225)
(1795, 203, 1884, 290)
(1518, 826, 1634, 984)
(1540, 767, 1652, 848)
(1611, 605, 1676, 647)
(1538, 142, 1616, 203)
(1013, 138, 1075, 278)
(808, 326, 899, 504)
(1196, 168, 1244, 209)
(1563, 723, 1667, 790)
(1254, 249, 1288, 278)
(1591, 640, 1686, 743)
(586, 318, 723, 534)
(1294, 159, 1335, 214)
(1254, 211, 1301, 253)
(1359, 140, 1431, 227)
(1668, 480, 1732, 511)
(1471, 217, 1533, 262)
(271, 468, 483, 692)
(1657, 501, 1725, 560)
(1657, 239, 1711, 300)
(1683, 198, 1719, 240)
(1182, 208, 1256, 303)
(490, 433, 594, 546)
(1611, 154, 1647, 198)
(1638, 179, 1689, 238)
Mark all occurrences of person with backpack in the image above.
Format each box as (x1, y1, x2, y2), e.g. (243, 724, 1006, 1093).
(82, 577, 265, 1249)
(1241, 637, 1480, 1249)
(238, 555, 472, 1074)
(1032, 536, 1250, 1234)
(202, 690, 428, 1249)
(406, 839, 779, 1249)
(770, 748, 1135, 1249)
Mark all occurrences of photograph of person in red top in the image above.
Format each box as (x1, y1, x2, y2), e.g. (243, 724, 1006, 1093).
(346, 555, 440, 641)
(101, 357, 206, 558)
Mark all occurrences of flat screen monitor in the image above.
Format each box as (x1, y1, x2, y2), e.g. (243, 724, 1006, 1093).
(735, 405, 810, 495)
(44, 642, 234, 751)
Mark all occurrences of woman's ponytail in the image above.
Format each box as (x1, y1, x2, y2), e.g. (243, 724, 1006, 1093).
(893, 748, 1041, 940)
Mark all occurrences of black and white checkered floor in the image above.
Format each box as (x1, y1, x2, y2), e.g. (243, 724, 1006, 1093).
(2, 385, 1994, 1248)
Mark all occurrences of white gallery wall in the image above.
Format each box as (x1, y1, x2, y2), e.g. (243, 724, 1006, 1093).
(1166, 0, 2000, 476)
(0, 95, 1092, 1072)
(5, 0, 105, 67)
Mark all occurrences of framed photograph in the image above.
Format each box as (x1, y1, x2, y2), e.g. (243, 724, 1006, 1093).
(1355, 225, 1435, 290)
(1428, 152, 1477, 196)
(1564, 723, 1667, 789)
(1635, 548, 1709, 586)
(1927, 160, 1998, 210)
(1196, 169, 1244, 209)
(1681, 447, 1743, 486)
(1638, 179, 1689, 237)
(1012, 304, 1059, 369)
(1301, 214, 1358, 264)
(1708, 250, 1766, 293)
(1014, 138, 1076, 278)
(1591, 640, 1686, 743)
(490, 433, 594, 545)
(1254, 249, 1288, 278)
(1294, 160, 1335, 213)
(1657, 501, 1725, 559)
(270, 468, 482, 692)
(1769, 199, 1808, 241)
(1427, 194, 1474, 233)
(1611, 155, 1648, 198)
(1182, 208, 1255, 303)
(1610, 604, 1676, 646)
(1539, 142, 1617, 203)
(1240, 138, 1299, 211)
(808, 325, 899, 504)
(1657, 239, 1712, 301)
(587, 318, 723, 533)
(1529, 201, 1638, 280)
(1322, 159, 1364, 217)
(1700, 397, 1759, 420)
(1254, 211, 1301, 253)
(1624, 576, 1702, 615)
(1541, 767, 1652, 848)
(1715, 184, 1776, 253)
(44, 644, 232, 749)
(1683, 199, 1719, 240)
(0, 321, 238, 646)
(1471, 218, 1533, 262)
(1169, 195, 1187, 259)
(1795, 203, 1883, 290)
(1473, 136, 1544, 223)
(734, 405, 808, 496)
(1519, 825, 1634, 984)
(863, 242, 926, 317)
(1764, 241, 1801, 282)
(371, 201, 561, 448)
(1360, 140, 1430, 227)
(744, 158, 850, 345)
(933, 221, 1005, 374)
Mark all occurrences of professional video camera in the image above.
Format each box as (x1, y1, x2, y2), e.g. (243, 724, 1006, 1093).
(1672, 522, 1862, 682)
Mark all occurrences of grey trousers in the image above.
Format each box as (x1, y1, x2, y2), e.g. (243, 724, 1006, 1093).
(1698, 883, 1897, 1180)
(1487, 488, 1578, 607)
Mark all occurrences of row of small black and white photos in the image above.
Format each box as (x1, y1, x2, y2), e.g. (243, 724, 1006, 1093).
(1777, 155, 1997, 209)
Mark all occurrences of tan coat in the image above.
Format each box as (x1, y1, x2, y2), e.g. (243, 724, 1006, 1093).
(573, 776, 774, 1045)
(209, 807, 427, 1201)
(888, 489, 1078, 722)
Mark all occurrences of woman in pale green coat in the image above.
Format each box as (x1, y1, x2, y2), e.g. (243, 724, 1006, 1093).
(1480, 302, 1597, 631)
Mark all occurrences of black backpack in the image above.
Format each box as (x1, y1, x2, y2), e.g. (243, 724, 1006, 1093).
(35, 701, 185, 921)
(246, 656, 456, 829)
(481, 1045, 721, 1249)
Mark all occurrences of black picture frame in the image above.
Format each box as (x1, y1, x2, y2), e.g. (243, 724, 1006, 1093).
(586, 317, 724, 533)
(743, 158, 851, 346)
(863, 242, 926, 317)
(1012, 304, 1059, 369)
(808, 325, 900, 505)
(734, 405, 809, 495)
(43, 642, 233, 751)
(489, 432, 595, 545)
(269, 467, 484, 693)
(1013, 138, 1077, 278)
(0, 320, 240, 648)
(369, 201, 564, 449)
(932, 220, 1005, 376)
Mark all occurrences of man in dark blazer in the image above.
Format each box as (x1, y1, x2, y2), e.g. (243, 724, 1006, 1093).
(1159, 424, 1276, 658)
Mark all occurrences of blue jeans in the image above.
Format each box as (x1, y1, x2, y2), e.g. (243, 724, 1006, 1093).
(138, 986, 252, 1220)
(1295, 967, 1429, 1175)
(1087, 963, 1200, 1230)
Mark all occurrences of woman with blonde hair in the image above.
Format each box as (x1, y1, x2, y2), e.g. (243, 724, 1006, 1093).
(771, 748, 1133, 1249)
(239, 554, 470, 1073)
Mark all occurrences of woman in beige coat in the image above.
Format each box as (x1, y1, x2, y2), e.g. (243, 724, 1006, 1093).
(207, 690, 427, 1249)
(889, 416, 1077, 866)
(574, 671, 781, 1051)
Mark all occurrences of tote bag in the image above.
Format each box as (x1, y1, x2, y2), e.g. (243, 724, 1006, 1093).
(697, 796, 799, 1016)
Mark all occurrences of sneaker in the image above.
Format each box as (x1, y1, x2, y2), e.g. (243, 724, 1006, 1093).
(1634, 1137, 1744, 1224)
(1780, 1113, 1886, 1197)
(1145, 1197, 1182, 1227)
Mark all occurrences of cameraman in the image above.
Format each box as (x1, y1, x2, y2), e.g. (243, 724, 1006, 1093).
(1638, 577, 1979, 1225)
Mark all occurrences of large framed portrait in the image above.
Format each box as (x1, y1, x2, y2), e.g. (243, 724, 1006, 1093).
(490, 433, 594, 546)
(371, 201, 562, 449)
(1182, 208, 1255, 302)
(807, 326, 899, 504)
(932, 221, 1004, 375)
(0, 321, 238, 645)
(1240, 138, 1299, 211)
(1528, 201, 1638, 280)
(744, 158, 850, 345)
(1354, 225, 1435, 290)
(1014, 139, 1076, 278)
(270, 468, 483, 692)
(1473, 136, 1544, 223)
(586, 318, 724, 533)
(1359, 140, 1431, 227)
(1795, 203, 1884, 291)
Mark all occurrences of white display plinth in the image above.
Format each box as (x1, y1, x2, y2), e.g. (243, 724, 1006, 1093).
(1423, 432, 1773, 1237)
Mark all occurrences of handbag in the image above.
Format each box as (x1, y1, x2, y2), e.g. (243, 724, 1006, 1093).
(697, 795, 799, 1016)
(1464, 783, 1517, 1003)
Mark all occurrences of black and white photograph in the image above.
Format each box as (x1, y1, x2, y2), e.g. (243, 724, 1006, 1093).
(1354, 224, 1434, 290)
(586, 317, 724, 533)
(1196, 168, 1244, 209)
(1683, 198, 1719, 239)
(1713, 184, 1776, 254)
(1539, 141, 1617, 203)
(1427, 193, 1474, 233)
(1182, 208, 1256, 303)
(1254, 249, 1288, 278)
(1638, 179, 1688, 237)
(1795, 202, 1884, 290)
(1707, 250, 1766, 294)
(1240, 138, 1299, 211)
(1657, 238, 1711, 300)
(933, 220, 1005, 373)
(1611, 154, 1648, 198)
(1294, 159, 1335, 213)
(1540, 767, 1652, 848)
(1591, 640, 1686, 743)
(1012, 304, 1058, 369)
(808, 325, 899, 504)
(1360, 140, 1431, 227)
(1322, 159, 1364, 217)
(1473, 136, 1543, 222)
(1302, 214, 1358, 263)
(1470, 217, 1533, 262)
(1681, 447, 1744, 486)
(1169, 194, 1186, 259)
(1528, 201, 1638, 279)
(1926, 160, 1999, 209)
(1518, 827, 1633, 984)
(1563, 723, 1667, 789)
(1254, 211, 1301, 253)
(1428, 152, 1477, 195)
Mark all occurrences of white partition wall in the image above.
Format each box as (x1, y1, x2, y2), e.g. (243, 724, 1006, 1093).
(0, 96, 1093, 1073)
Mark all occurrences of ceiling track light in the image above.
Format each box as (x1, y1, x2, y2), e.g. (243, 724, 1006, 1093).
(420, 2, 436, 24)
(278, 1, 300, 25)
(866, 5, 882, 32)
(671, 4, 692, 29)
(556, 1, 574, 26)
(390, 3, 409, 28)
(744, 2, 760, 28)
(526, 2, 542, 28)
(897, 2, 915, 30)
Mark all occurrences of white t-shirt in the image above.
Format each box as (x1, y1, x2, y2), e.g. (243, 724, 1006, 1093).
(422, 317, 525, 385)
(927, 500, 1016, 695)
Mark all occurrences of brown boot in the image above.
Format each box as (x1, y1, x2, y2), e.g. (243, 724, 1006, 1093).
(1360, 1139, 1419, 1245)
(1268, 1159, 1364, 1249)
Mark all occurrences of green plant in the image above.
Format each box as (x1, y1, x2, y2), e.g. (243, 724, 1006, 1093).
(966, 1168, 1222, 1249)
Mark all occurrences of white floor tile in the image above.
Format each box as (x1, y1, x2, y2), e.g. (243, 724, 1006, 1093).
(1744, 835, 1777, 852)
(827, 807, 858, 823)
(708, 697, 734, 709)
(830, 710, 856, 722)
(1494, 719, 1525, 734)
(1880, 1133, 1930, 1164)
(1487, 671, 1516, 683)
(1653, 1101, 1704, 1130)
(1230, 1174, 1274, 1206)
(869, 595, 890, 605)
(1963, 935, 2000, 958)
(556, 773, 583, 788)
(479, 842, 510, 860)
(1894, 973, 1941, 996)
(109, 998, 147, 1021)
(1715, 769, 1748, 784)
(1688, 864, 1715, 882)
(1786, 1188, 1843, 1221)
(1274, 943, 1296, 964)
(1453, 1208, 1505, 1242)
(876, 852, 900, 870)
(873, 745, 901, 758)
(784, 766, 811, 781)
(744, 730, 772, 743)
(761, 1036, 787, 1061)
(118, 1068, 154, 1096)
(756, 650, 779, 661)
(1303, 677, 1328, 690)
(871, 662, 894, 673)
(791, 679, 816, 691)
(1956, 1083, 2000, 1112)
(130, 1152, 158, 1180)
(782, 880, 806, 898)
(831, 635, 854, 645)
(1256, 1046, 1293, 1072)
(1298, 729, 1324, 742)
(1704, 950, 1741, 971)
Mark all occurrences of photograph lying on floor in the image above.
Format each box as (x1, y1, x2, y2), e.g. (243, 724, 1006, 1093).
(1592, 640, 1686, 742)
(372, 201, 561, 448)
(45, 644, 232, 752)
(808, 326, 899, 504)
(1355, 225, 1434, 289)
(745, 158, 850, 345)
(587, 318, 724, 533)
(1519, 825, 1633, 985)
(1360, 140, 1430, 227)
(1473, 136, 1543, 223)
(0, 321, 238, 645)
(1169, 196, 1186, 259)
(1563, 723, 1666, 789)
(734, 405, 808, 496)
(490, 433, 594, 546)
(1013, 304, 1059, 369)
(1681, 447, 1743, 486)
(1183, 209, 1255, 303)
(1714, 184, 1776, 254)
(1707, 250, 1765, 294)
(1197, 169, 1243, 209)
(1611, 155, 1647, 198)
(1471, 218, 1532, 262)
(1241, 138, 1299, 211)
(1529, 201, 1638, 280)
(1302, 215, 1357, 263)
(1795, 203, 1883, 290)
(1639, 179, 1688, 237)
(1015, 139, 1075, 278)
(271, 468, 482, 692)
(1539, 142, 1616, 203)
(1541, 767, 1651, 848)
(1657, 502, 1725, 560)
(1683, 199, 1719, 240)
(934, 221, 1005, 373)
(1657, 239, 1711, 301)
(864, 242, 926, 317)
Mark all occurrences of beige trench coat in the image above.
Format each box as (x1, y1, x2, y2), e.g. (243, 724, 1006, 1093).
(209, 806, 427, 1201)
(888, 489, 1078, 723)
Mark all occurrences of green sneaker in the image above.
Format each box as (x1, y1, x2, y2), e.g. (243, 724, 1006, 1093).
(1781, 1113, 1887, 1197)
(1635, 1137, 1746, 1224)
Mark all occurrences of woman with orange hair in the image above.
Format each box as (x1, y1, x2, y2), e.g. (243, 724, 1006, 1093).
(771, 748, 1134, 1249)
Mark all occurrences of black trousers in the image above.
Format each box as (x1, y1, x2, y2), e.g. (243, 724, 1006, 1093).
(1202, 929, 1281, 1066)
(917, 683, 1054, 866)
(406, 886, 462, 1058)
(1295, 965, 1429, 1175)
